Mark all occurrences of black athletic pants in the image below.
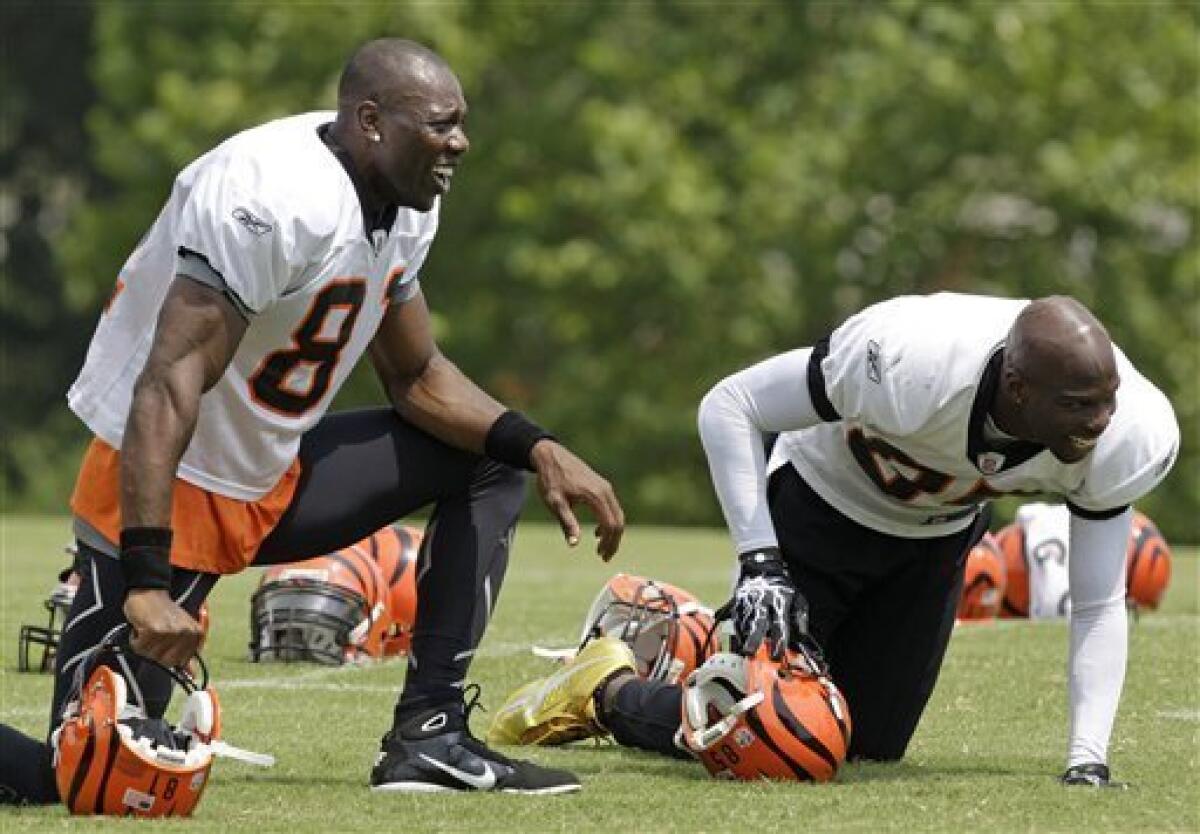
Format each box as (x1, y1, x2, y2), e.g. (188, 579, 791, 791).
(608, 463, 987, 762)
(3, 408, 524, 804)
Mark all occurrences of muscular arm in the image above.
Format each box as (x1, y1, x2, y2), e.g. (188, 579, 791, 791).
(697, 348, 823, 553)
(119, 276, 247, 667)
(121, 278, 249, 526)
(368, 289, 504, 450)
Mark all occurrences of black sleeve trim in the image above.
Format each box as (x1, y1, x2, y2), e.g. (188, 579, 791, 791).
(807, 335, 840, 422)
(1065, 500, 1130, 521)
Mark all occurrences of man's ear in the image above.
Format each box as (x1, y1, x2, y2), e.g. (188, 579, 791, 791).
(1002, 365, 1026, 407)
(356, 100, 382, 142)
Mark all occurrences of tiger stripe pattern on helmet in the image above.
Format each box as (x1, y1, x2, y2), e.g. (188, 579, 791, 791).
(680, 651, 852, 783)
(1126, 510, 1172, 610)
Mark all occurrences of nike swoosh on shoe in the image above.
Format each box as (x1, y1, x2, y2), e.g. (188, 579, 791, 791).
(417, 754, 497, 790)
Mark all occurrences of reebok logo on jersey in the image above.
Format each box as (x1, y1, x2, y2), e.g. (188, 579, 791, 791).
(418, 754, 497, 790)
(866, 340, 882, 384)
(232, 207, 273, 236)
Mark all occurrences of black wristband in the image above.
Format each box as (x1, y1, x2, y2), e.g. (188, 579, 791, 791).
(737, 546, 787, 578)
(119, 527, 173, 592)
(484, 410, 556, 471)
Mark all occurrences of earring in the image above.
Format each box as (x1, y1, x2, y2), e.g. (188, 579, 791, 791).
(369, 132, 382, 143)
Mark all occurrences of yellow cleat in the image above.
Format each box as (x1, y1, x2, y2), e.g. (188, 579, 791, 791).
(487, 637, 637, 746)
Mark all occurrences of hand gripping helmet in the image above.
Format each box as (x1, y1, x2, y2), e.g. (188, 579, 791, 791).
(679, 646, 852, 782)
(249, 538, 391, 665)
(957, 532, 1007, 621)
(51, 638, 220, 817)
(19, 560, 82, 673)
(364, 524, 422, 657)
(1126, 510, 1171, 610)
(579, 573, 716, 683)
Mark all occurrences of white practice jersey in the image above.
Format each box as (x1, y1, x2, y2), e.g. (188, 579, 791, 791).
(771, 293, 1179, 537)
(68, 112, 438, 499)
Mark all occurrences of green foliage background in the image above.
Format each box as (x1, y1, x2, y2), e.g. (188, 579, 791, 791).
(2, 1, 1196, 538)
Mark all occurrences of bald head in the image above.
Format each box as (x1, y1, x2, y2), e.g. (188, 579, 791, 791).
(1006, 296, 1114, 385)
(996, 296, 1120, 462)
(338, 38, 454, 111)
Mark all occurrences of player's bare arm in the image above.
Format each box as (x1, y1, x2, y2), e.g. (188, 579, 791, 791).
(369, 291, 624, 559)
(120, 277, 248, 668)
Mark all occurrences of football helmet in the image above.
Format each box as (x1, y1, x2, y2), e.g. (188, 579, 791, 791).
(365, 524, 422, 657)
(51, 637, 220, 817)
(18, 555, 81, 673)
(679, 646, 852, 782)
(1126, 510, 1171, 610)
(995, 521, 1029, 618)
(578, 573, 716, 683)
(957, 532, 1007, 621)
(249, 538, 391, 665)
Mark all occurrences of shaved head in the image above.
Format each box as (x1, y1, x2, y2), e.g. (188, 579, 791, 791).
(338, 38, 453, 111)
(1006, 296, 1114, 386)
(995, 296, 1120, 462)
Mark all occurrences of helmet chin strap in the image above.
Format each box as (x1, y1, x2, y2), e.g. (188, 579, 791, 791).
(210, 740, 275, 768)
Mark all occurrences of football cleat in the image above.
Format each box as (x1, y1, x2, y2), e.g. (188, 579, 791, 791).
(487, 637, 636, 746)
(371, 687, 580, 795)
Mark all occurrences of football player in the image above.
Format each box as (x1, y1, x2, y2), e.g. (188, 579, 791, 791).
(491, 293, 1177, 789)
(0, 38, 623, 803)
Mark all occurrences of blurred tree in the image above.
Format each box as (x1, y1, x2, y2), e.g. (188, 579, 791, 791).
(6, 0, 1196, 541)
(0, 2, 99, 509)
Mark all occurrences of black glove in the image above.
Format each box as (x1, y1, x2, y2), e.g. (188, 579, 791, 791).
(1060, 763, 1128, 789)
(730, 547, 808, 661)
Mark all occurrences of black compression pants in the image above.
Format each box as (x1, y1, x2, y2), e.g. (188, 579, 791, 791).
(607, 463, 987, 762)
(3, 408, 524, 804)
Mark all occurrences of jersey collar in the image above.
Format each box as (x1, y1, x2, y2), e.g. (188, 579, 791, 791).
(317, 123, 399, 242)
(966, 346, 1046, 474)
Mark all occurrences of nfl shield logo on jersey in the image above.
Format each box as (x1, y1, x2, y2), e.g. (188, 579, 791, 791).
(977, 452, 1005, 475)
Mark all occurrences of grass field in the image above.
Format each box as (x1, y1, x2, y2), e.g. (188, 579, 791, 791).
(1, 515, 1197, 833)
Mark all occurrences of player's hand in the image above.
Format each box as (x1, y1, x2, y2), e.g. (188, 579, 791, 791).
(530, 439, 624, 561)
(731, 548, 808, 661)
(123, 589, 203, 669)
(1060, 763, 1129, 789)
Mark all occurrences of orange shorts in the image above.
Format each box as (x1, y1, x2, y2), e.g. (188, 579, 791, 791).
(70, 438, 302, 575)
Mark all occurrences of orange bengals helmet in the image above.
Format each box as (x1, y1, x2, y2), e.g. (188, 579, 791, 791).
(995, 523, 1029, 618)
(579, 573, 716, 683)
(679, 647, 852, 782)
(249, 538, 391, 665)
(364, 524, 422, 656)
(52, 639, 219, 817)
(957, 533, 1007, 621)
(1126, 510, 1172, 610)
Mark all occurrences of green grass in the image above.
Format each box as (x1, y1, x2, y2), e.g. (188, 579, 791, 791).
(2, 515, 1197, 833)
